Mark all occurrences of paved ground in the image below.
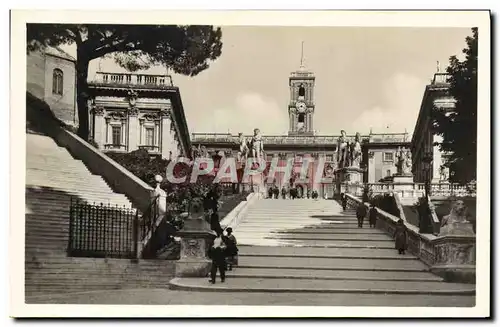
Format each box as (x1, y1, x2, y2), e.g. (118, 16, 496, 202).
(26, 288, 475, 307)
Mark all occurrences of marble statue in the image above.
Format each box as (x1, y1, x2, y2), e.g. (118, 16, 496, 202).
(439, 165, 450, 182)
(402, 150, 413, 175)
(350, 132, 362, 168)
(237, 132, 249, 162)
(395, 147, 407, 175)
(250, 128, 264, 161)
(336, 130, 350, 168)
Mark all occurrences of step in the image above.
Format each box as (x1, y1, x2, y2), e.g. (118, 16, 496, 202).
(228, 268, 442, 281)
(234, 227, 386, 234)
(238, 246, 416, 259)
(238, 256, 429, 271)
(262, 233, 393, 241)
(236, 238, 397, 248)
(169, 277, 475, 295)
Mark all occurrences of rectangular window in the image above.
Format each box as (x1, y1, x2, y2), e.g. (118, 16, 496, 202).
(383, 152, 393, 162)
(386, 169, 392, 177)
(326, 155, 333, 162)
(112, 126, 121, 146)
(145, 127, 155, 146)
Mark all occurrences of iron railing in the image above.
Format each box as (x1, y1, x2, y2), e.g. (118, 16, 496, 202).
(68, 198, 137, 259)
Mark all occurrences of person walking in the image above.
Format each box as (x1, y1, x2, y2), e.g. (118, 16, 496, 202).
(341, 193, 347, 211)
(368, 204, 378, 228)
(281, 187, 287, 199)
(356, 203, 367, 228)
(394, 219, 408, 255)
(222, 227, 238, 271)
(208, 236, 226, 284)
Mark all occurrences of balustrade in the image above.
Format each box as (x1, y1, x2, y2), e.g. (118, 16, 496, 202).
(92, 72, 174, 88)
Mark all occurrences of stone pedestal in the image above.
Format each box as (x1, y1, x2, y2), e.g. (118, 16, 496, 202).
(174, 213, 216, 277)
(336, 167, 364, 196)
(392, 174, 414, 185)
(430, 235, 476, 283)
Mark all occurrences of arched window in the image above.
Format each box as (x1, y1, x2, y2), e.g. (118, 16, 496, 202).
(298, 84, 305, 97)
(298, 113, 305, 123)
(52, 69, 63, 95)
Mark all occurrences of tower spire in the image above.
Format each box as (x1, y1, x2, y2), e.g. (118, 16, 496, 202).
(300, 41, 305, 69)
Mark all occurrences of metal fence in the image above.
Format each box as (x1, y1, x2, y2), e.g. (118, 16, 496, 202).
(68, 198, 138, 259)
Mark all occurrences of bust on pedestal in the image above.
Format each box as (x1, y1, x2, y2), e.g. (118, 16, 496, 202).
(174, 197, 217, 277)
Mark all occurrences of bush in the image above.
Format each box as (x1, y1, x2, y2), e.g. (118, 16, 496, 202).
(107, 149, 218, 212)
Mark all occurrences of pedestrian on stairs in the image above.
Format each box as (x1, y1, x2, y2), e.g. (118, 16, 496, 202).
(341, 193, 347, 211)
(281, 187, 287, 199)
(368, 204, 378, 228)
(394, 219, 408, 255)
(356, 203, 367, 228)
(208, 236, 226, 284)
(222, 227, 238, 271)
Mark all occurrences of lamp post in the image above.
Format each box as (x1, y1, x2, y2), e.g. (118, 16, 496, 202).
(423, 151, 434, 198)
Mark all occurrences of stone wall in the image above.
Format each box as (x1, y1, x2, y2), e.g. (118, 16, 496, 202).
(43, 54, 77, 126)
(26, 51, 77, 126)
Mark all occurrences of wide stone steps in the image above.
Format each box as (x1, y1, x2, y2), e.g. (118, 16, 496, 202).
(25, 257, 175, 297)
(237, 256, 428, 271)
(25, 132, 146, 297)
(226, 268, 443, 281)
(170, 198, 474, 305)
(170, 277, 475, 295)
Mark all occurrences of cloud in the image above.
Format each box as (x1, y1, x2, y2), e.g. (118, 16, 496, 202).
(350, 72, 428, 135)
(192, 92, 289, 135)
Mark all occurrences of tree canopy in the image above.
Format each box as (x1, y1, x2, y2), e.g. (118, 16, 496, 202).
(27, 24, 223, 139)
(431, 27, 478, 184)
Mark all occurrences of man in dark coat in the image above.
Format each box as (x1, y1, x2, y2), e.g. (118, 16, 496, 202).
(208, 237, 226, 283)
(273, 186, 279, 199)
(394, 219, 408, 255)
(222, 227, 238, 271)
(368, 204, 378, 228)
(356, 203, 367, 228)
(209, 210, 223, 237)
(341, 193, 347, 211)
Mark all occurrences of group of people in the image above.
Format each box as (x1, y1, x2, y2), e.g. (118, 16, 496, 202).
(341, 193, 408, 255)
(208, 227, 239, 284)
(267, 185, 321, 200)
(201, 185, 240, 284)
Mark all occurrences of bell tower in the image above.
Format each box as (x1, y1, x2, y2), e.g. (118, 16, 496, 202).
(288, 41, 316, 136)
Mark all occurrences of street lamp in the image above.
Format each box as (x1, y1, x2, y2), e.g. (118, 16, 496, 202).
(423, 151, 433, 198)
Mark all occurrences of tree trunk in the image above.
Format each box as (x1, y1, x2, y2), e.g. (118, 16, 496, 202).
(76, 48, 90, 140)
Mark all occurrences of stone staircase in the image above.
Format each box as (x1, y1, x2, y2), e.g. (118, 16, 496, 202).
(170, 198, 475, 306)
(25, 131, 175, 298)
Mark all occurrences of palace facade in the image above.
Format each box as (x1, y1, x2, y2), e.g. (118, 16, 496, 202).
(87, 72, 191, 159)
(191, 64, 409, 198)
(411, 71, 455, 183)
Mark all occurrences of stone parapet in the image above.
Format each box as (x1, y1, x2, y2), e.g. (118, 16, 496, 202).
(344, 193, 476, 284)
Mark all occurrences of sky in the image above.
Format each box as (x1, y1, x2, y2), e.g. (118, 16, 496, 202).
(61, 26, 472, 137)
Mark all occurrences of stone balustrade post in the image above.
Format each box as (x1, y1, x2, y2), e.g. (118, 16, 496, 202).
(174, 197, 216, 277)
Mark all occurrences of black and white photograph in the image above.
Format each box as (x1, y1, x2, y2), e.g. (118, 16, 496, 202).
(9, 9, 491, 318)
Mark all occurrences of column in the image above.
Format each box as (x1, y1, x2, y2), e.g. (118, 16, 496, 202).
(93, 107, 105, 149)
(128, 110, 139, 151)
